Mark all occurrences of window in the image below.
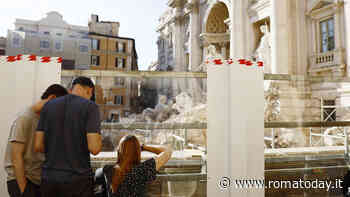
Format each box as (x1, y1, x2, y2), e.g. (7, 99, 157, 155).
(61, 59, 75, 70)
(114, 96, 123, 105)
(123, 43, 126, 53)
(114, 78, 125, 86)
(92, 39, 100, 50)
(115, 57, 119, 68)
(323, 100, 336, 121)
(79, 45, 88, 53)
(43, 31, 50, 35)
(13, 37, 20, 48)
(18, 27, 24, 31)
(91, 55, 100, 66)
(118, 42, 124, 53)
(40, 40, 50, 49)
(115, 58, 125, 68)
(320, 18, 335, 53)
(116, 42, 119, 52)
(56, 33, 62, 36)
(55, 41, 62, 51)
(122, 58, 126, 68)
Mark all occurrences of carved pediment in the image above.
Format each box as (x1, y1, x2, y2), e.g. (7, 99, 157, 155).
(248, 0, 271, 23)
(307, 0, 334, 15)
(38, 11, 69, 28)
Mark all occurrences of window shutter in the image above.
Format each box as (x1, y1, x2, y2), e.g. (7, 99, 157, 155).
(123, 59, 126, 68)
(123, 43, 127, 52)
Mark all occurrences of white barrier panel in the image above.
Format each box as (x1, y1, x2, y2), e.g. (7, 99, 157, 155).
(0, 55, 61, 196)
(208, 59, 264, 197)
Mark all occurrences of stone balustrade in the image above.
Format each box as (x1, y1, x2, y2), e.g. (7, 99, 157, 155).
(309, 49, 345, 70)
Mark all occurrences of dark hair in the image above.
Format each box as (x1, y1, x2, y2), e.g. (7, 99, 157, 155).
(71, 76, 95, 102)
(41, 84, 68, 100)
(72, 76, 95, 88)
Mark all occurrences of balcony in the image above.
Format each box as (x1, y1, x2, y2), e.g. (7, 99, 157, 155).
(309, 49, 345, 72)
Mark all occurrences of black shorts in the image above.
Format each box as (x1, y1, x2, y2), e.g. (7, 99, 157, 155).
(7, 179, 41, 197)
(40, 177, 94, 197)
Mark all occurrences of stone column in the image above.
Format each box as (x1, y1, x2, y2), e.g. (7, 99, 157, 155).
(295, 0, 311, 122)
(189, 0, 201, 70)
(334, 3, 343, 51)
(187, 0, 203, 103)
(295, 0, 308, 75)
(345, 0, 350, 77)
(169, 0, 186, 96)
(270, 0, 290, 74)
(333, 2, 346, 78)
(230, 0, 255, 58)
(230, 0, 248, 59)
(338, 0, 350, 107)
(221, 43, 227, 59)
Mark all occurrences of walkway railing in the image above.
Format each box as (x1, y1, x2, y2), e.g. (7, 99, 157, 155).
(62, 70, 350, 82)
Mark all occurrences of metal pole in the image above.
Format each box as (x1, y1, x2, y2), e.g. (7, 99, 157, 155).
(345, 127, 349, 163)
(184, 129, 188, 147)
(321, 97, 323, 122)
(309, 128, 312, 147)
(271, 128, 275, 149)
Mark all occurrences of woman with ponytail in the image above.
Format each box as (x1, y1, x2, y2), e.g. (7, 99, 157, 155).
(111, 135, 172, 197)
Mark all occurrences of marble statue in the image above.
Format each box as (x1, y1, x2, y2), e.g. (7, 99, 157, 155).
(255, 25, 271, 69)
(206, 44, 222, 59)
(142, 95, 179, 122)
(197, 44, 223, 72)
(254, 24, 272, 92)
(264, 83, 280, 122)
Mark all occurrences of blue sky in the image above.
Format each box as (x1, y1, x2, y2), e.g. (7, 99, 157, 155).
(0, 0, 169, 70)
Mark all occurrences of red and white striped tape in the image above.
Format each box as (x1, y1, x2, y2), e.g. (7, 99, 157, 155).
(0, 54, 62, 63)
(206, 58, 264, 67)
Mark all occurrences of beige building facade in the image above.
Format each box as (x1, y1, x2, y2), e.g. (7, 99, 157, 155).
(6, 11, 91, 70)
(88, 15, 139, 121)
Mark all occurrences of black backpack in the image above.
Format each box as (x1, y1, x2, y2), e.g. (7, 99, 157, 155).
(94, 165, 114, 197)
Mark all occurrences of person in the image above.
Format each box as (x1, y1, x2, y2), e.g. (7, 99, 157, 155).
(254, 24, 272, 92)
(34, 76, 102, 197)
(4, 84, 68, 197)
(110, 135, 172, 197)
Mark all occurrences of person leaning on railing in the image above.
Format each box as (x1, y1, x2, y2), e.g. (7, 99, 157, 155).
(109, 135, 172, 197)
(4, 84, 68, 197)
(34, 77, 102, 197)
